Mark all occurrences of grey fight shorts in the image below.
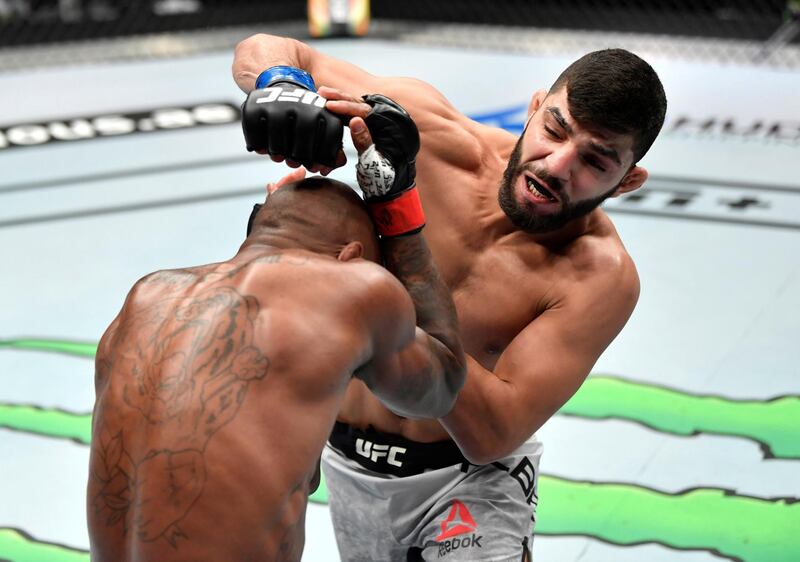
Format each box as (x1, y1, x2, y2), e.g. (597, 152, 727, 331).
(321, 422, 543, 562)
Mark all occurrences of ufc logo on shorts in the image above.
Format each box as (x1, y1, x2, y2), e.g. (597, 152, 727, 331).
(355, 438, 406, 467)
(256, 87, 326, 107)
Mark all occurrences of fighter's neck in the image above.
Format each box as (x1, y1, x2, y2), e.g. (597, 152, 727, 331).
(237, 233, 329, 260)
(482, 204, 602, 248)
(531, 213, 600, 245)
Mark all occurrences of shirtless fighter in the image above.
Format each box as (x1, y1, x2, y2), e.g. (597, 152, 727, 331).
(86, 115, 466, 561)
(234, 37, 667, 561)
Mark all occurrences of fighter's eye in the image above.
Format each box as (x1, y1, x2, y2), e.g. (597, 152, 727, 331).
(544, 126, 561, 140)
(583, 155, 606, 172)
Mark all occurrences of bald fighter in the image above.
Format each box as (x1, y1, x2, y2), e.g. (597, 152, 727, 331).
(234, 36, 667, 561)
(86, 174, 466, 561)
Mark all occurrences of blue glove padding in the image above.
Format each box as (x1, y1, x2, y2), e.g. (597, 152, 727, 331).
(242, 66, 344, 168)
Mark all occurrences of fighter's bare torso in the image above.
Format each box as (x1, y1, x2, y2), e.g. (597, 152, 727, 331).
(231, 35, 640, 460)
(338, 117, 632, 442)
(88, 251, 385, 561)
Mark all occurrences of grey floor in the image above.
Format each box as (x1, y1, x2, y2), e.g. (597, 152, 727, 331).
(1, 36, 799, 562)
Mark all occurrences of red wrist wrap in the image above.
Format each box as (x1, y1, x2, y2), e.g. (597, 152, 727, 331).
(367, 187, 426, 237)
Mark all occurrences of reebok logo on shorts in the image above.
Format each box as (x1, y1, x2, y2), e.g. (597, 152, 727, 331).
(436, 500, 477, 540)
(435, 500, 483, 558)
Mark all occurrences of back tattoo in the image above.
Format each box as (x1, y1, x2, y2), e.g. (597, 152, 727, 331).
(90, 286, 270, 547)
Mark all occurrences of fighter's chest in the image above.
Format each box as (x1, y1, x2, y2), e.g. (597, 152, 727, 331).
(435, 244, 556, 368)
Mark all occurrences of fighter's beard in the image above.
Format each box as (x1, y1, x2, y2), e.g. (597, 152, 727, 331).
(497, 134, 617, 234)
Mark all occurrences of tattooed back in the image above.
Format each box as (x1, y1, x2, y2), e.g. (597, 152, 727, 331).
(87, 249, 387, 561)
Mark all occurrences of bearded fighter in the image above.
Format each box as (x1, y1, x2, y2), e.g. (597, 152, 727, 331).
(233, 36, 667, 561)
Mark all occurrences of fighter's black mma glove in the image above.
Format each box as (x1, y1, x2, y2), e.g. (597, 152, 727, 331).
(356, 94, 425, 237)
(241, 66, 344, 168)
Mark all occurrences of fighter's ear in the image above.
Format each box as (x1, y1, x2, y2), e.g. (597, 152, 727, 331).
(611, 166, 648, 197)
(338, 241, 364, 262)
(528, 89, 548, 117)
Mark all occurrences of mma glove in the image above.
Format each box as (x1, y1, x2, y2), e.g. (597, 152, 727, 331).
(356, 94, 425, 237)
(241, 66, 344, 168)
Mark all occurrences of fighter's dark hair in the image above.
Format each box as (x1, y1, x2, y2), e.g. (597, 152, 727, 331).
(245, 177, 372, 237)
(549, 48, 667, 163)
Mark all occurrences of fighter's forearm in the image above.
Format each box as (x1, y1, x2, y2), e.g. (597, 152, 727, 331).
(380, 234, 465, 380)
(232, 34, 311, 93)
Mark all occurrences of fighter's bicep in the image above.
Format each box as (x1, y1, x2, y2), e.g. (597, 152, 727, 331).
(494, 276, 639, 424)
(355, 273, 433, 385)
(367, 327, 436, 377)
(306, 46, 385, 95)
(360, 271, 418, 358)
(371, 78, 481, 169)
(357, 327, 447, 418)
(373, 79, 461, 132)
(310, 57, 474, 166)
(495, 311, 601, 419)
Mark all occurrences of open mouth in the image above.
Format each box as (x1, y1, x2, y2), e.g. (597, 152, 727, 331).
(524, 175, 559, 203)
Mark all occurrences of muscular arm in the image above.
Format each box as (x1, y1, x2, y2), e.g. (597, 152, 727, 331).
(357, 236, 466, 419)
(381, 235, 461, 357)
(233, 33, 376, 95)
(233, 34, 476, 169)
(442, 256, 640, 464)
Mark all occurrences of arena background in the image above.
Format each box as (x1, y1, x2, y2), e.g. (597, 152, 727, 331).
(1, 1, 799, 561)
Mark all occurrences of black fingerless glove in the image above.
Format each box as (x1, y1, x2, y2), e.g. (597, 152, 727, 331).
(356, 94, 425, 237)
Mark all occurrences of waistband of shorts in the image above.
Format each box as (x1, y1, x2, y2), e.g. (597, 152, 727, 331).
(328, 421, 469, 477)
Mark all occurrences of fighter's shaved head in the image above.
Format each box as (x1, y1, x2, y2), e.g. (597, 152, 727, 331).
(248, 177, 379, 262)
